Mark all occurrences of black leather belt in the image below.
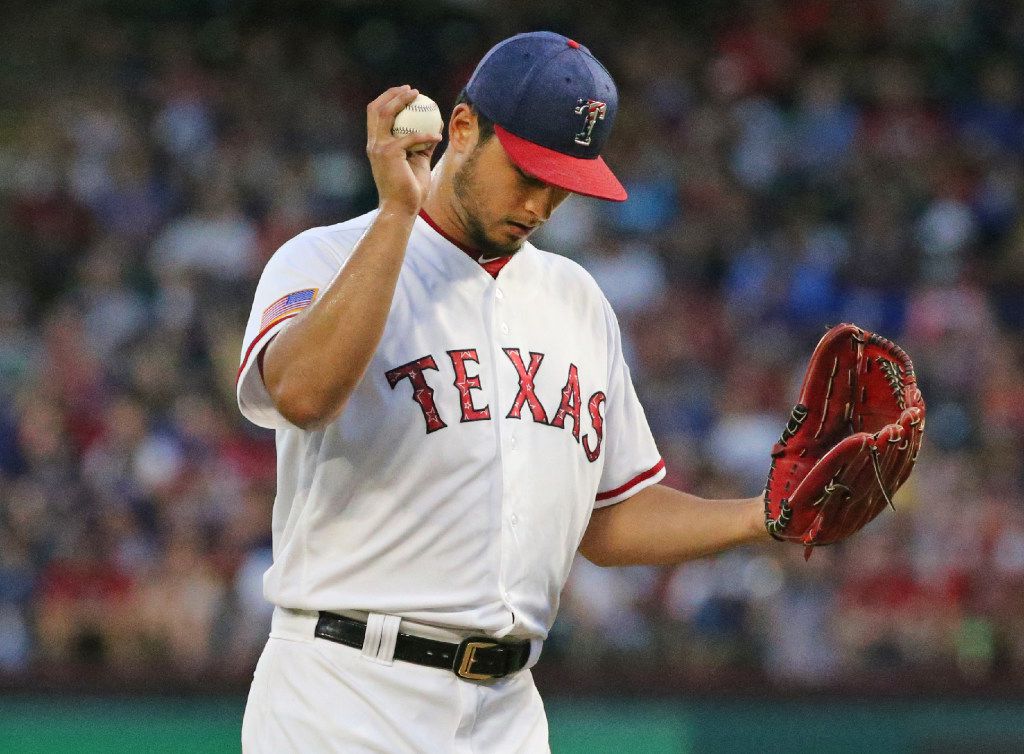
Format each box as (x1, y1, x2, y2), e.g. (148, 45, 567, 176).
(314, 611, 531, 681)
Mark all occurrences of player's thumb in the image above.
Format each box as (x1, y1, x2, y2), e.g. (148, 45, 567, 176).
(395, 132, 442, 157)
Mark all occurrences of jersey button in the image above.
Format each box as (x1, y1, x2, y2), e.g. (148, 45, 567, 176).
(495, 288, 504, 299)
(501, 322, 509, 334)
(510, 513, 519, 526)
(510, 436, 517, 449)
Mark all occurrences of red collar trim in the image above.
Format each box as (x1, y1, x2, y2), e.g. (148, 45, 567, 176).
(418, 209, 482, 260)
(480, 255, 513, 278)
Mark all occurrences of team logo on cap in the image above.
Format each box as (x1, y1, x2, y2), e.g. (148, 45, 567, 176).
(573, 99, 607, 146)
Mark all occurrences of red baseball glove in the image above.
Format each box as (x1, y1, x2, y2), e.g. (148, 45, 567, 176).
(764, 324, 925, 559)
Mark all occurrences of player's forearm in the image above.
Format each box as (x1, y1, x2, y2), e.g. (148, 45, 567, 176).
(262, 205, 417, 429)
(578, 483, 768, 567)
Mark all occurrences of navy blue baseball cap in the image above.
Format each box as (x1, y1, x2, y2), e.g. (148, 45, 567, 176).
(465, 31, 627, 202)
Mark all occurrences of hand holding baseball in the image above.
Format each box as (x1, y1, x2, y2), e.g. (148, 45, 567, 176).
(391, 93, 444, 153)
(365, 85, 443, 215)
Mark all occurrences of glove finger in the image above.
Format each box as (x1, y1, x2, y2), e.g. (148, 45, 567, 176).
(899, 406, 925, 482)
(835, 449, 880, 539)
(837, 433, 901, 541)
(788, 432, 868, 502)
(878, 410, 921, 497)
(793, 438, 873, 545)
(874, 421, 909, 497)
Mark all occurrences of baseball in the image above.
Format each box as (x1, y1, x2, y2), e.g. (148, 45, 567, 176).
(391, 93, 444, 151)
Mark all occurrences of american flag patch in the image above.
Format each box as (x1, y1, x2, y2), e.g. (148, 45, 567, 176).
(260, 288, 317, 329)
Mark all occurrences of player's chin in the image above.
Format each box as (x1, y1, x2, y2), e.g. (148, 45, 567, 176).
(485, 231, 526, 256)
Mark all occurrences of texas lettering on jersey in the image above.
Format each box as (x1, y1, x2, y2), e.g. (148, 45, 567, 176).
(385, 347, 606, 462)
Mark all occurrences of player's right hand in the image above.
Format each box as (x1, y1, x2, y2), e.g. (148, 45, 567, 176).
(365, 85, 442, 215)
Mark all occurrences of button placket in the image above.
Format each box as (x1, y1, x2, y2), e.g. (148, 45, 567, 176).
(489, 281, 518, 618)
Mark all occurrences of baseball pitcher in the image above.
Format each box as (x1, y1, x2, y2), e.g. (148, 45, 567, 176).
(236, 31, 924, 753)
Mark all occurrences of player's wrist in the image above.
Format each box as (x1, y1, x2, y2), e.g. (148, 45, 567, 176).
(377, 198, 422, 222)
(746, 496, 770, 543)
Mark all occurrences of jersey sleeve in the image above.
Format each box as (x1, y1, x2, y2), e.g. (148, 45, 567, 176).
(593, 298, 665, 508)
(236, 230, 347, 430)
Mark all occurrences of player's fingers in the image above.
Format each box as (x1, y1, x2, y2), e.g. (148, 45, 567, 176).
(380, 86, 420, 117)
(372, 87, 423, 141)
(392, 132, 442, 154)
(367, 85, 410, 114)
(369, 131, 439, 159)
(370, 86, 415, 127)
(410, 139, 441, 165)
(406, 141, 441, 184)
(366, 85, 412, 142)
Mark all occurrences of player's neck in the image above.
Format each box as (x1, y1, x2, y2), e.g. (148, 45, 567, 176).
(421, 161, 480, 255)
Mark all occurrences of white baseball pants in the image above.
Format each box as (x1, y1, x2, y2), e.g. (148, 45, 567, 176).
(241, 608, 550, 753)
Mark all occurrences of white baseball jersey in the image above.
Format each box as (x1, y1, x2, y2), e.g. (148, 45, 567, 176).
(236, 208, 665, 642)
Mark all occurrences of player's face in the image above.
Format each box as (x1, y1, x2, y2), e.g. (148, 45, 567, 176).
(452, 132, 570, 257)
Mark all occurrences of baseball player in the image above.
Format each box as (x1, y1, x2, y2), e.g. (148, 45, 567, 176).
(236, 31, 923, 753)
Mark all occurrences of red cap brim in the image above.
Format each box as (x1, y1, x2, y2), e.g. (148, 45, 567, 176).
(494, 125, 628, 202)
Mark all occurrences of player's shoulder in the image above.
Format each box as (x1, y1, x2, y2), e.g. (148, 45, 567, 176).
(311, 207, 381, 241)
(273, 209, 380, 265)
(525, 242, 606, 299)
(524, 241, 613, 314)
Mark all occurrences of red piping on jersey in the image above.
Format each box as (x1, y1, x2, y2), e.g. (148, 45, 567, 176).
(595, 458, 666, 501)
(236, 311, 301, 385)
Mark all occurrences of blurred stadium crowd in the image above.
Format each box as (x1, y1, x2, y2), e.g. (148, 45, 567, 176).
(2, 0, 1023, 688)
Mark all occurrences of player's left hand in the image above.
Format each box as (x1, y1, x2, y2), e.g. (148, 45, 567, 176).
(763, 323, 926, 559)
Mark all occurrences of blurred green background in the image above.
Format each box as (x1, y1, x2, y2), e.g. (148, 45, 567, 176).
(2, 696, 1024, 753)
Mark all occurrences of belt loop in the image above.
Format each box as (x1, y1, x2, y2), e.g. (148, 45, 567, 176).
(525, 637, 544, 669)
(361, 613, 400, 666)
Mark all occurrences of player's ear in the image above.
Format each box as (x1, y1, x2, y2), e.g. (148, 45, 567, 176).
(447, 103, 479, 155)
